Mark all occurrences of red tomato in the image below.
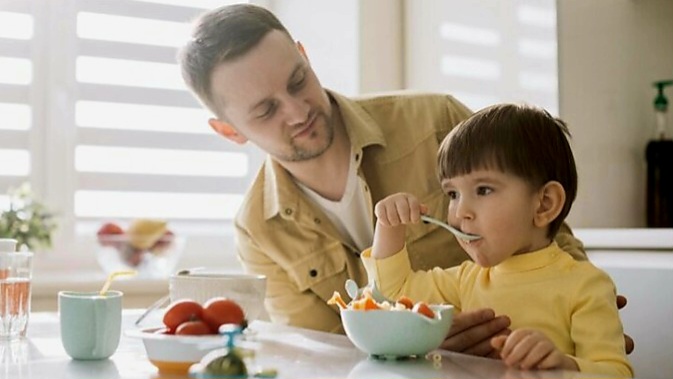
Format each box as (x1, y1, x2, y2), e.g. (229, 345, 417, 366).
(163, 299, 204, 330)
(412, 302, 435, 319)
(175, 320, 212, 336)
(202, 297, 245, 332)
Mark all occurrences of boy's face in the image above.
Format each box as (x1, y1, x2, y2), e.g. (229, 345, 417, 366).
(440, 169, 550, 267)
(208, 30, 334, 163)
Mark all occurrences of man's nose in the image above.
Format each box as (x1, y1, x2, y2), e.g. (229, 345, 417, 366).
(282, 95, 310, 126)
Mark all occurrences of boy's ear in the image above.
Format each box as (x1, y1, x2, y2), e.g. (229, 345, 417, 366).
(208, 118, 247, 145)
(533, 181, 565, 228)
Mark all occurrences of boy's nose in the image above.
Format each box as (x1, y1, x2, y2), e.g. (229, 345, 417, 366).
(454, 199, 475, 220)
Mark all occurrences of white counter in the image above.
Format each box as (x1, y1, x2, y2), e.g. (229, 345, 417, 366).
(1, 310, 596, 379)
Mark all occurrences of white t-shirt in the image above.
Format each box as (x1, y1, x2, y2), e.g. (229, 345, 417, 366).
(297, 151, 373, 251)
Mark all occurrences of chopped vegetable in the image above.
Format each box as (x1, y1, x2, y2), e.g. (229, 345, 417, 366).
(327, 291, 348, 310)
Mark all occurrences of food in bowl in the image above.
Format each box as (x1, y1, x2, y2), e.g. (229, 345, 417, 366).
(162, 298, 247, 335)
(95, 219, 184, 277)
(329, 290, 454, 358)
(169, 272, 267, 321)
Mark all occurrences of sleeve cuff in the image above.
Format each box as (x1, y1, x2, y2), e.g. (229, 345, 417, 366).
(361, 246, 413, 297)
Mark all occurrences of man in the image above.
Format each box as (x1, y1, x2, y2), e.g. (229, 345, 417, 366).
(178, 4, 631, 357)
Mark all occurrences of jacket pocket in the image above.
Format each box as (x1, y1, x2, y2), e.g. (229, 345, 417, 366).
(286, 241, 348, 293)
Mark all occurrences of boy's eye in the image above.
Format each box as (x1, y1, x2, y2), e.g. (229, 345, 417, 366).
(477, 186, 493, 196)
(446, 190, 458, 200)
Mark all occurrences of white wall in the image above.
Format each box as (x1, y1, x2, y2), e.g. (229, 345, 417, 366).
(270, 0, 402, 95)
(558, 0, 673, 227)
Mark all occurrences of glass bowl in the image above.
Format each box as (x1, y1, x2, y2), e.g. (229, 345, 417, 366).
(95, 234, 185, 278)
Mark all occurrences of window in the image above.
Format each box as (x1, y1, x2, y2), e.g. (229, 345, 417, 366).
(405, 0, 558, 115)
(0, 0, 260, 273)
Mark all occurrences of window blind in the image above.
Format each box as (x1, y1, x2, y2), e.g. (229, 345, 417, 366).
(405, 0, 558, 115)
(0, 0, 260, 271)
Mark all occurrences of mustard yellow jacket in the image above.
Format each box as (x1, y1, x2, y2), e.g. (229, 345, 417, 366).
(235, 90, 585, 333)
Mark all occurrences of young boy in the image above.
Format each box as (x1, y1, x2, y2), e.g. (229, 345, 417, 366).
(362, 103, 633, 377)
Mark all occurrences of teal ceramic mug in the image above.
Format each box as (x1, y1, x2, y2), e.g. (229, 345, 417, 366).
(58, 290, 122, 360)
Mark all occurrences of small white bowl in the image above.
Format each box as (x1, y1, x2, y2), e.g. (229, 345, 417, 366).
(126, 328, 224, 375)
(169, 272, 267, 321)
(341, 304, 454, 358)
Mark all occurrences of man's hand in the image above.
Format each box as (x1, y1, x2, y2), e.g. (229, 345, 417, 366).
(440, 308, 511, 358)
(617, 295, 634, 354)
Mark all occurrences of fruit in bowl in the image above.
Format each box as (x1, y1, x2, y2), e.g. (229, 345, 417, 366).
(96, 219, 184, 278)
(169, 272, 267, 321)
(329, 291, 454, 359)
(162, 298, 247, 335)
(127, 297, 248, 375)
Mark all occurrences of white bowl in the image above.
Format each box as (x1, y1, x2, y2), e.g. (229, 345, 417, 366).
(169, 272, 267, 321)
(341, 304, 454, 358)
(126, 327, 224, 375)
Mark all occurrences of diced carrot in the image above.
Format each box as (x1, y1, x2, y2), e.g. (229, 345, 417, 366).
(412, 301, 435, 319)
(396, 296, 414, 309)
(362, 292, 380, 310)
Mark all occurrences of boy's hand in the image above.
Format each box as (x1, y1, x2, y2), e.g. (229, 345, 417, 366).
(491, 329, 579, 371)
(372, 193, 427, 259)
(374, 193, 427, 227)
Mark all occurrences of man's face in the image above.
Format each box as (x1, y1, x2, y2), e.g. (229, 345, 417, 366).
(209, 30, 334, 163)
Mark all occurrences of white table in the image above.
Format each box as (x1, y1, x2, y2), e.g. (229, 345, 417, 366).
(2, 310, 599, 379)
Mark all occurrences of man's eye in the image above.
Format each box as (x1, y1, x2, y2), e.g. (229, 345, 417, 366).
(258, 102, 277, 119)
(289, 73, 306, 92)
(477, 186, 493, 196)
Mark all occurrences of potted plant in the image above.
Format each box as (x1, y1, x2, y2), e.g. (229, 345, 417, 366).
(0, 183, 58, 252)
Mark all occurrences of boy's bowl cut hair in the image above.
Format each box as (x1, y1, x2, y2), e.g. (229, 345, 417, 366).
(437, 103, 577, 238)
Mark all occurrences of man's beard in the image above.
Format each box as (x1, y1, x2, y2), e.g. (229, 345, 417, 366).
(284, 111, 335, 162)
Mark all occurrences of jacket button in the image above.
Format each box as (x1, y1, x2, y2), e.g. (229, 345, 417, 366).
(284, 208, 293, 216)
(313, 218, 321, 224)
(309, 269, 318, 277)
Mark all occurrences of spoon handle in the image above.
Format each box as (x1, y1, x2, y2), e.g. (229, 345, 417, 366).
(420, 215, 481, 241)
(135, 294, 169, 326)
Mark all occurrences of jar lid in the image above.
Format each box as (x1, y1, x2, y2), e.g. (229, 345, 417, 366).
(0, 239, 17, 252)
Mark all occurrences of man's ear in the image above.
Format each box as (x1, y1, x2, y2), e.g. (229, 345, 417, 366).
(296, 41, 309, 62)
(208, 118, 247, 144)
(533, 181, 565, 228)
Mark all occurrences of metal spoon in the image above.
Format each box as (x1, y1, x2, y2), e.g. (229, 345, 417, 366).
(134, 267, 205, 326)
(420, 215, 482, 242)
